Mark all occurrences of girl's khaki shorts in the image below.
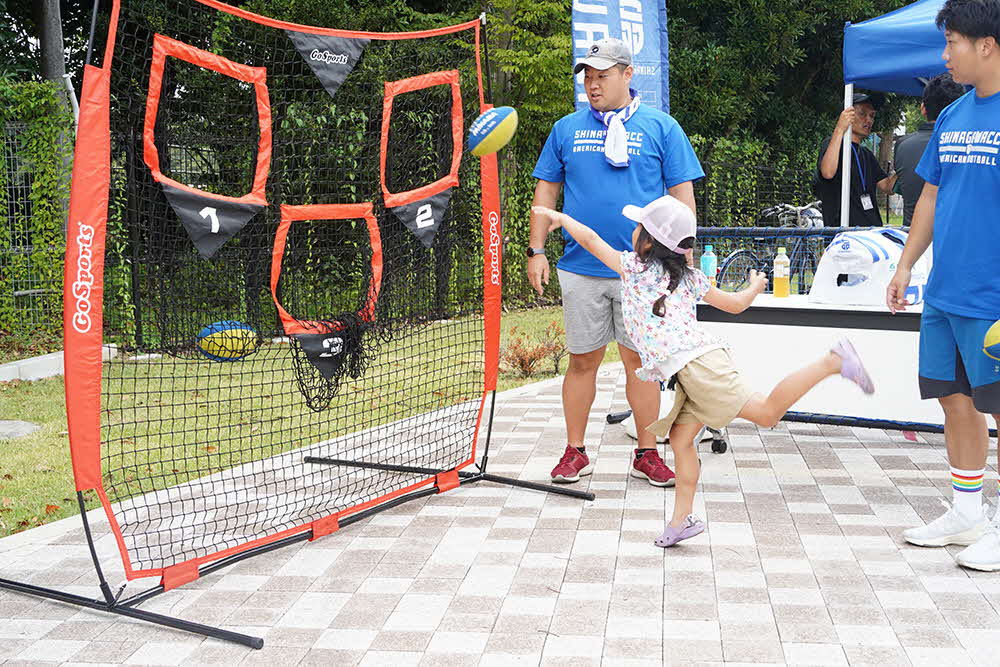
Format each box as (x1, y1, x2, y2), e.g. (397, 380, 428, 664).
(647, 348, 755, 437)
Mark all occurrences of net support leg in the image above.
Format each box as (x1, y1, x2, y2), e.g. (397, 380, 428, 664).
(304, 456, 457, 477)
(467, 472, 595, 501)
(0, 491, 264, 649)
(305, 457, 596, 501)
(0, 578, 263, 648)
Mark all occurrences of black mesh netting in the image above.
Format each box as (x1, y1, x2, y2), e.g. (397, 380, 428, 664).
(94, 0, 490, 572)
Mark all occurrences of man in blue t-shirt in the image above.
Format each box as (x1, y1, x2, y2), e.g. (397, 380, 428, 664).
(887, 0, 1000, 572)
(528, 37, 705, 487)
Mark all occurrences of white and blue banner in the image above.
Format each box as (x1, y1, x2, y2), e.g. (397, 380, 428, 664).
(571, 0, 670, 112)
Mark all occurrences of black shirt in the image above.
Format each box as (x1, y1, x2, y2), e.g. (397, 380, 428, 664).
(893, 121, 934, 226)
(814, 135, 887, 227)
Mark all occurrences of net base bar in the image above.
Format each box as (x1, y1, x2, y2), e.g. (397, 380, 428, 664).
(0, 577, 264, 649)
(0, 457, 593, 649)
(782, 410, 999, 437)
(472, 472, 596, 499)
(304, 456, 596, 501)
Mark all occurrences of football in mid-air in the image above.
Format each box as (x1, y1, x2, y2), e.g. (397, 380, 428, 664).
(467, 106, 518, 156)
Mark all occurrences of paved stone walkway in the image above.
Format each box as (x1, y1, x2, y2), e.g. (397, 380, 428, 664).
(1, 364, 999, 666)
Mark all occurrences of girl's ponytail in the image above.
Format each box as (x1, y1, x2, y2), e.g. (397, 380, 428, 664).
(634, 229, 695, 317)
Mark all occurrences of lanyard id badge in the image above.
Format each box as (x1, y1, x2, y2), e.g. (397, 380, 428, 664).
(852, 145, 874, 210)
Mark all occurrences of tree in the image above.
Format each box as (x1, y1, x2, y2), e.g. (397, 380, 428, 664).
(37, 1, 66, 86)
(1, 0, 92, 97)
(667, 0, 910, 163)
(482, 0, 574, 152)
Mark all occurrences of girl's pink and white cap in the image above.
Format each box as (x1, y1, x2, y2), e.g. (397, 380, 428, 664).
(622, 195, 696, 254)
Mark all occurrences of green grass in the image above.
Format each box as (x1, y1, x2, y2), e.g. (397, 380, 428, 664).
(0, 306, 589, 537)
(496, 305, 622, 391)
(0, 376, 89, 534)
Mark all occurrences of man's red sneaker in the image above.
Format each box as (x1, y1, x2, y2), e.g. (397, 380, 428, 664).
(630, 449, 676, 487)
(550, 444, 593, 483)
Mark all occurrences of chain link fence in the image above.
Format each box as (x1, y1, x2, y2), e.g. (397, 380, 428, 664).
(1, 121, 67, 360)
(694, 161, 816, 227)
(0, 127, 862, 357)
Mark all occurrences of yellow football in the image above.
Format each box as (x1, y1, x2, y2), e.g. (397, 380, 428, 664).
(195, 321, 259, 361)
(468, 106, 518, 156)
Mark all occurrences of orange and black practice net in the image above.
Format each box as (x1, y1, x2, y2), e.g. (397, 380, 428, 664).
(63, 0, 501, 587)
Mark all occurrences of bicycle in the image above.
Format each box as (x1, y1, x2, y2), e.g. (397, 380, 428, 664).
(758, 201, 824, 229)
(714, 201, 826, 293)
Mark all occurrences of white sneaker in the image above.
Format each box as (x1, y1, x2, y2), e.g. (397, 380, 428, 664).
(956, 524, 1000, 571)
(902, 502, 989, 547)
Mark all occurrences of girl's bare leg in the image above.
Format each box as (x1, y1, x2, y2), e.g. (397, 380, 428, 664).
(668, 421, 705, 527)
(739, 352, 841, 428)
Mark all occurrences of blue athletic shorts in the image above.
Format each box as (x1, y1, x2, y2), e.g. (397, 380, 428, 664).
(919, 302, 1000, 413)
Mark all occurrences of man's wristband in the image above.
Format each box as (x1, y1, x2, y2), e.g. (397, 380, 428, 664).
(526, 247, 546, 258)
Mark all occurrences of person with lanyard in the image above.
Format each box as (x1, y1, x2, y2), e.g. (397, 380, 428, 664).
(528, 37, 704, 487)
(815, 93, 899, 226)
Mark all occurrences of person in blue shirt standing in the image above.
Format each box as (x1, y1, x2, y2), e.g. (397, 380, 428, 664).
(528, 38, 705, 487)
(887, 0, 1000, 572)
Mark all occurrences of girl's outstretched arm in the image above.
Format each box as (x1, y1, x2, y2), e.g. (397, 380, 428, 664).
(702, 270, 767, 313)
(531, 206, 623, 275)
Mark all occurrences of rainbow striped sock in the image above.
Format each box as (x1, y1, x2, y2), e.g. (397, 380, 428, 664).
(952, 467, 984, 519)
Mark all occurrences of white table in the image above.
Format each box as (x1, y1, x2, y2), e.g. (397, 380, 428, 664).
(697, 295, 943, 428)
(698, 294, 922, 331)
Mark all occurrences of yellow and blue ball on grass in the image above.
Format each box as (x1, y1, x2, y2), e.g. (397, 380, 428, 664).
(467, 106, 518, 156)
(195, 320, 259, 362)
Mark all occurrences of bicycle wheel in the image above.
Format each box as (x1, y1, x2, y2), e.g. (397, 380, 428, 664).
(717, 249, 763, 292)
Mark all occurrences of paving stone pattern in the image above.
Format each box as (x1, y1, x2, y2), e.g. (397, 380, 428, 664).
(1, 364, 999, 665)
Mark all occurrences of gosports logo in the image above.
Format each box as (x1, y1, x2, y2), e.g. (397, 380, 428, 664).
(487, 211, 501, 286)
(309, 49, 349, 65)
(71, 221, 96, 334)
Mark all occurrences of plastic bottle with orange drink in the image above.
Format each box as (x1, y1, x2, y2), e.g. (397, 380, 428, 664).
(773, 247, 790, 298)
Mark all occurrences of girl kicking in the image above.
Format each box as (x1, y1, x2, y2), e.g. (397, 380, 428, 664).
(532, 196, 874, 547)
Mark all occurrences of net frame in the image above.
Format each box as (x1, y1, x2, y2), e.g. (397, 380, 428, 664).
(143, 33, 272, 206)
(270, 203, 383, 334)
(62, 0, 501, 587)
(380, 70, 463, 207)
(0, 2, 595, 649)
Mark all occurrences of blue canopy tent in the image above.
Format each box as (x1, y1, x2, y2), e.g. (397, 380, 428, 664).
(834, 0, 947, 226)
(844, 0, 948, 96)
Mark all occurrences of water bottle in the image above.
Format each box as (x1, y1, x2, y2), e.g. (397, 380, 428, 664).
(773, 247, 791, 298)
(700, 245, 717, 288)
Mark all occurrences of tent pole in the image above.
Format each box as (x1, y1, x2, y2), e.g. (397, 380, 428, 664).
(840, 84, 853, 228)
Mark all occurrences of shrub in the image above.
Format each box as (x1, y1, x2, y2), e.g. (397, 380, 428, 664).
(500, 326, 550, 378)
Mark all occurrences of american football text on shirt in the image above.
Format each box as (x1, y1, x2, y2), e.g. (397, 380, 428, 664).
(938, 129, 1000, 167)
(571, 128, 645, 155)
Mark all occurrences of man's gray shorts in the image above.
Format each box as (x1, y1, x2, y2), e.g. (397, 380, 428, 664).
(559, 268, 636, 355)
